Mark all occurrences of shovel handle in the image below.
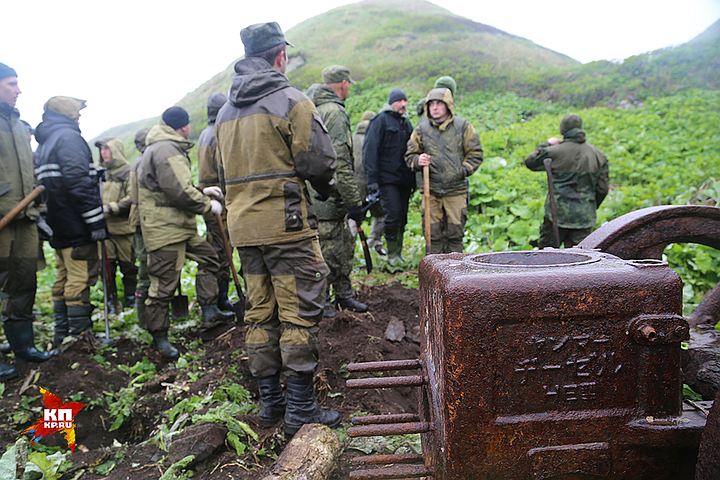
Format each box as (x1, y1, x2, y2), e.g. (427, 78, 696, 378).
(422, 166, 431, 254)
(0, 185, 45, 231)
(215, 213, 244, 296)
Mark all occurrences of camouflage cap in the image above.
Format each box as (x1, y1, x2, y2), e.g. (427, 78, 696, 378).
(434, 75, 457, 97)
(322, 65, 355, 84)
(560, 114, 583, 135)
(241, 22, 294, 57)
(360, 111, 375, 122)
(44, 96, 86, 121)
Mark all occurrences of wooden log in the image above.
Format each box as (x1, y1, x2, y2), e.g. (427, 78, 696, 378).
(262, 424, 342, 480)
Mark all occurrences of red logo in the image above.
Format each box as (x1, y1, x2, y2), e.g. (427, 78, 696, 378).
(23, 387, 87, 452)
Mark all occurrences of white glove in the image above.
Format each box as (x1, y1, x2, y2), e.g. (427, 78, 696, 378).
(347, 218, 358, 238)
(210, 199, 223, 216)
(203, 186, 223, 200)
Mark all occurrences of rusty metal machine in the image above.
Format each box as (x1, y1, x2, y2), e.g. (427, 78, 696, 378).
(348, 205, 720, 479)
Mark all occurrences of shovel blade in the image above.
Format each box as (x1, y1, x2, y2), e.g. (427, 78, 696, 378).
(171, 295, 189, 319)
(232, 300, 245, 322)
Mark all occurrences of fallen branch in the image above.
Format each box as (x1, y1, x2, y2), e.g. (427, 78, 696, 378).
(261, 424, 341, 480)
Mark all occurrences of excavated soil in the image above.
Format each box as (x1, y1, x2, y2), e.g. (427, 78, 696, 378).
(0, 283, 421, 479)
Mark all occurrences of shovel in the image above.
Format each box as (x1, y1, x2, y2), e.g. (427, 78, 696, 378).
(423, 165, 432, 254)
(215, 213, 246, 321)
(171, 280, 189, 319)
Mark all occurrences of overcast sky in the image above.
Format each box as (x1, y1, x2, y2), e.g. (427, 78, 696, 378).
(3, 0, 718, 139)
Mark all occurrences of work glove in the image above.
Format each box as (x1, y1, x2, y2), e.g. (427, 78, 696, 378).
(347, 205, 365, 224)
(36, 216, 53, 240)
(90, 228, 107, 242)
(347, 218, 358, 237)
(367, 183, 379, 196)
(210, 199, 223, 216)
(202, 186, 223, 200)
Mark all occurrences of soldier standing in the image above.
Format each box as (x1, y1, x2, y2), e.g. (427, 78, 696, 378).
(137, 106, 232, 359)
(0, 63, 51, 380)
(35, 96, 106, 344)
(406, 87, 483, 253)
(95, 138, 137, 312)
(215, 22, 341, 435)
(363, 88, 414, 272)
(129, 128, 150, 318)
(197, 93, 234, 313)
(353, 111, 386, 255)
(307, 66, 367, 317)
(524, 114, 609, 248)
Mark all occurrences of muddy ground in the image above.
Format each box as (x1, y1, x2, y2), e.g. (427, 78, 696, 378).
(0, 283, 420, 479)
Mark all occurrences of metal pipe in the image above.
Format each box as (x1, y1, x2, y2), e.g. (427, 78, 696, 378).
(352, 413, 420, 425)
(351, 454, 425, 465)
(347, 422, 432, 437)
(350, 464, 432, 479)
(347, 375, 425, 389)
(347, 359, 422, 373)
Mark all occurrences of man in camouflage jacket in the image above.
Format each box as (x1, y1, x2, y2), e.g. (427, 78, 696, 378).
(307, 66, 366, 317)
(524, 114, 609, 248)
(406, 87, 483, 254)
(215, 22, 341, 436)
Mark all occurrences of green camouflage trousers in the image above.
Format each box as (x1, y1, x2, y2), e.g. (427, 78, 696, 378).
(143, 235, 220, 333)
(0, 219, 37, 320)
(134, 229, 149, 292)
(424, 193, 467, 254)
(538, 218, 592, 248)
(318, 219, 354, 300)
(239, 237, 328, 378)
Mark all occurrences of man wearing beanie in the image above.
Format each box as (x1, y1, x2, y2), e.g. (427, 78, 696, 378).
(136, 106, 232, 359)
(0, 64, 53, 378)
(35, 95, 106, 346)
(363, 87, 414, 272)
(406, 87, 483, 254)
(197, 93, 235, 314)
(524, 114, 609, 247)
(306, 65, 367, 317)
(215, 22, 340, 436)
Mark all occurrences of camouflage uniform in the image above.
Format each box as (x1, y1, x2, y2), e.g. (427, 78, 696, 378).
(96, 138, 137, 310)
(197, 93, 234, 311)
(137, 122, 222, 338)
(524, 114, 609, 248)
(128, 128, 149, 310)
(406, 88, 483, 253)
(353, 111, 385, 252)
(215, 44, 336, 379)
(306, 68, 364, 311)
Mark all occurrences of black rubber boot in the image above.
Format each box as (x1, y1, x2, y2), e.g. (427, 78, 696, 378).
(52, 300, 68, 349)
(3, 320, 51, 362)
(0, 361, 17, 381)
(217, 278, 233, 312)
(323, 292, 336, 319)
(67, 304, 93, 336)
(284, 373, 341, 436)
(151, 332, 179, 360)
(201, 304, 234, 329)
(336, 296, 368, 313)
(258, 374, 286, 427)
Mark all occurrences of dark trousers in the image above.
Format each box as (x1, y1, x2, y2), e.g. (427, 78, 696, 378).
(538, 218, 592, 248)
(0, 219, 37, 321)
(379, 184, 412, 241)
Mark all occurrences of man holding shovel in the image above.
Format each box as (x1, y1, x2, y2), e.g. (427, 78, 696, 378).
(137, 106, 232, 359)
(0, 63, 53, 380)
(406, 87, 483, 254)
(524, 114, 609, 248)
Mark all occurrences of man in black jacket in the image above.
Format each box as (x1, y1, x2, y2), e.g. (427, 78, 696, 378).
(362, 88, 414, 272)
(35, 96, 106, 344)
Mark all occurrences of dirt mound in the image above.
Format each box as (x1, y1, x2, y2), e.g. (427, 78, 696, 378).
(0, 283, 420, 479)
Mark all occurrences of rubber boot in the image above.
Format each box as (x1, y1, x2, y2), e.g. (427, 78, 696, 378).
(105, 262, 119, 315)
(135, 289, 148, 328)
(200, 304, 234, 329)
(323, 292, 336, 319)
(336, 296, 368, 313)
(284, 373, 341, 436)
(258, 374, 286, 427)
(52, 300, 68, 351)
(0, 361, 17, 381)
(3, 319, 51, 362)
(67, 304, 93, 336)
(122, 268, 137, 309)
(217, 278, 233, 312)
(384, 237, 404, 274)
(151, 332, 178, 360)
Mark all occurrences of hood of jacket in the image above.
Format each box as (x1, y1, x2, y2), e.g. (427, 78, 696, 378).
(145, 124, 193, 151)
(228, 57, 290, 108)
(562, 128, 587, 144)
(96, 138, 130, 173)
(306, 83, 343, 108)
(423, 87, 455, 121)
(34, 110, 81, 144)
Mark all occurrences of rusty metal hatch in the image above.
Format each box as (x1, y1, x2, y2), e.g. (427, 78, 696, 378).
(348, 248, 706, 479)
